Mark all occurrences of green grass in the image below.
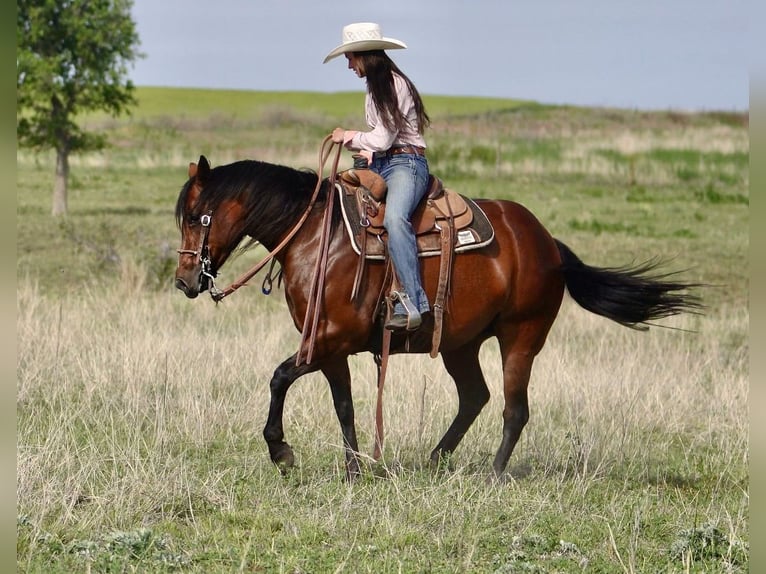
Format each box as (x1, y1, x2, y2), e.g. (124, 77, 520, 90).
(17, 88, 749, 572)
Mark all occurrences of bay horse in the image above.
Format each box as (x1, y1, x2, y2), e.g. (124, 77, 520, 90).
(174, 152, 700, 479)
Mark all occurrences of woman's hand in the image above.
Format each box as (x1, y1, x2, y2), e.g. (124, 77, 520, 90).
(331, 127, 346, 143)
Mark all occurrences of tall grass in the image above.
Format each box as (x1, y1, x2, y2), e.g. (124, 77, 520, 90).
(17, 270, 748, 572)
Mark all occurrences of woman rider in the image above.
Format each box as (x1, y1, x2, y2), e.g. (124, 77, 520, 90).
(324, 22, 431, 332)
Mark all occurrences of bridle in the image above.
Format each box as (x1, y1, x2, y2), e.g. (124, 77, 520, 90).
(176, 210, 222, 298)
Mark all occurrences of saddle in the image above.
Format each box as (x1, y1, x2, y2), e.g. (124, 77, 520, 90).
(337, 168, 495, 357)
(338, 169, 494, 259)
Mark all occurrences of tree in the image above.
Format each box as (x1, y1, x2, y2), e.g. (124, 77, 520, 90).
(17, 0, 142, 216)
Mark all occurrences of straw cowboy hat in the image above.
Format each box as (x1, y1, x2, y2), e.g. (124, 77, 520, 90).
(323, 22, 407, 64)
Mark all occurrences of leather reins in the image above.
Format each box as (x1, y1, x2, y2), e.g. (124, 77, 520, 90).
(207, 135, 342, 303)
(296, 140, 343, 366)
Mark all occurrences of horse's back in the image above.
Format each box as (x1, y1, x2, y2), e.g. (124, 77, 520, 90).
(475, 198, 563, 276)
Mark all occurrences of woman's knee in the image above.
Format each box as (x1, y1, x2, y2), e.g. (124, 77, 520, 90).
(383, 210, 409, 232)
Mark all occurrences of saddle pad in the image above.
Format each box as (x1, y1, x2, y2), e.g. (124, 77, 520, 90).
(338, 184, 495, 260)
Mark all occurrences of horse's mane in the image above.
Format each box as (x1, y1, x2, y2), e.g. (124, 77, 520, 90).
(176, 159, 338, 248)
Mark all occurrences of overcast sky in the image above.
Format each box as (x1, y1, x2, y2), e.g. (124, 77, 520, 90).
(128, 0, 749, 111)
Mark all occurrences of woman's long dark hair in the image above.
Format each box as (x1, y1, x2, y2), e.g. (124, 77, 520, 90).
(355, 50, 430, 134)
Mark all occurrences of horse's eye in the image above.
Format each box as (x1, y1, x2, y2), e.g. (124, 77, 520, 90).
(187, 214, 200, 225)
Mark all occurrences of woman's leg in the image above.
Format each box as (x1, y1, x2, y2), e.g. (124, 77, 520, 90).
(376, 155, 431, 321)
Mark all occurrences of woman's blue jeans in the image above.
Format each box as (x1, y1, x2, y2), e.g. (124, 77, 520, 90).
(370, 152, 431, 315)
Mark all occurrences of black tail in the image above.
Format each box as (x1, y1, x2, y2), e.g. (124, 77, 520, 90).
(555, 239, 703, 330)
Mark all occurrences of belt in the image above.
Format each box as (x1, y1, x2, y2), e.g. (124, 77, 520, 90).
(380, 145, 426, 158)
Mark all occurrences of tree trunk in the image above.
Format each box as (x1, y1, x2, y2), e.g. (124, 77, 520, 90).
(52, 147, 69, 216)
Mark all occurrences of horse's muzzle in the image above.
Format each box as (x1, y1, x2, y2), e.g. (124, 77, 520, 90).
(174, 277, 200, 298)
(175, 259, 213, 299)
(175, 274, 212, 299)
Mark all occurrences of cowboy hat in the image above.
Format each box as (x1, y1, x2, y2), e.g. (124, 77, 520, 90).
(323, 22, 407, 64)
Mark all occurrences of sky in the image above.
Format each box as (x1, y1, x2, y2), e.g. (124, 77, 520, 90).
(128, 0, 749, 111)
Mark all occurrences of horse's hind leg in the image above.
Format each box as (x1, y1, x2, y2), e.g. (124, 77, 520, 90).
(322, 357, 362, 479)
(263, 354, 315, 472)
(492, 349, 534, 477)
(430, 340, 490, 467)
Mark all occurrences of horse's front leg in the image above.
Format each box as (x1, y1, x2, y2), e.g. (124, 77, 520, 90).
(322, 356, 361, 480)
(263, 354, 315, 473)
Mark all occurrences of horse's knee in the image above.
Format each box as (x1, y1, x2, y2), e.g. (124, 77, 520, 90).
(474, 386, 491, 410)
(456, 385, 489, 422)
(270, 368, 292, 394)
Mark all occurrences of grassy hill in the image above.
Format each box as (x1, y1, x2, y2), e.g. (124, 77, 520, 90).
(18, 87, 749, 305)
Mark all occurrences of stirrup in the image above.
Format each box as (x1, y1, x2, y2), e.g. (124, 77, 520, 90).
(391, 291, 419, 315)
(385, 291, 422, 331)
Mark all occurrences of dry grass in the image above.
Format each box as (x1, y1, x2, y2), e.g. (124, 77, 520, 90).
(18, 273, 747, 487)
(17, 260, 749, 573)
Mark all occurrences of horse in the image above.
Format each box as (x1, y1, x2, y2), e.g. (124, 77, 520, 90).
(174, 151, 701, 480)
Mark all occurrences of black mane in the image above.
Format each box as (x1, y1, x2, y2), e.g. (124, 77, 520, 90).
(175, 159, 336, 248)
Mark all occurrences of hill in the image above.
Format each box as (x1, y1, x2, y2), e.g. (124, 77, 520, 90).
(18, 87, 748, 306)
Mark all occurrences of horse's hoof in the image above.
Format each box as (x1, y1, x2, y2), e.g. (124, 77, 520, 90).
(270, 444, 295, 473)
(490, 462, 516, 485)
(429, 451, 454, 473)
(486, 470, 507, 486)
(345, 464, 362, 482)
(276, 460, 294, 476)
(342, 451, 364, 480)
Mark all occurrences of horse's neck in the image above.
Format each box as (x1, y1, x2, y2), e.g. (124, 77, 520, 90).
(279, 207, 353, 277)
(239, 180, 312, 249)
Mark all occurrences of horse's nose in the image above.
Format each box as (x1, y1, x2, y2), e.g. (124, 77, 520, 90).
(175, 277, 199, 299)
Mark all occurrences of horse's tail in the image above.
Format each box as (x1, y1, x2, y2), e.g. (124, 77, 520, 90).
(555, 239, 703, 330)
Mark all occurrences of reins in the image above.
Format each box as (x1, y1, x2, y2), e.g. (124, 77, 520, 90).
(209, 135, 341, 303)
(296, 139, 343, 366)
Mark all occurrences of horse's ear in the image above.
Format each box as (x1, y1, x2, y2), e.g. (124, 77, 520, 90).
(197, 155, 211, 182)
(188, 162, 197, 178)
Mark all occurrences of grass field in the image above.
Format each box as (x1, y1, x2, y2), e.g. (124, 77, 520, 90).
(17, 88, 748, 572)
